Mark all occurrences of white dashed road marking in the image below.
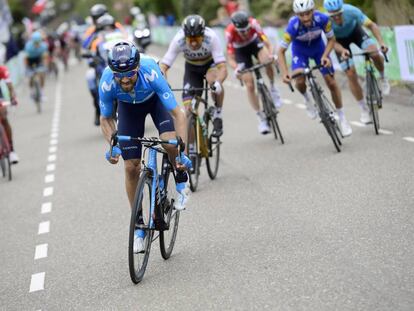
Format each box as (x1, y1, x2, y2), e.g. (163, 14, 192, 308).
(38, 221, 50, 235)
(378, 129, 393, 135)
(41, 202, 52, 214)
(43, 187, 54, 197)
(29, 273, 45, 292)
(350, 121, 366, 127)
(45, 174, 55, 183)
(46, 163, 56, 172)
(48, 154, 57, 162)
(34, 244, 48, 260)
(403, 137, 414, 143)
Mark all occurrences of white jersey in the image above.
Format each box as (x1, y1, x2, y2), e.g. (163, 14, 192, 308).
(161, 27, 226, 67)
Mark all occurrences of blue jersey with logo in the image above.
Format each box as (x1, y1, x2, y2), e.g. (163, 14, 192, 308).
(331, 4, 371, 38)
(99, 55, 177, 118)
(280, 11, 334, 50)
(24, 40, 48, 59)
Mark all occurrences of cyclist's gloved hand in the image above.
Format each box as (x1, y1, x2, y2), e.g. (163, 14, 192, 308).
(175, 152, 192, 170)
(211, 81, 222, 95)
(105, 145, 122, 163)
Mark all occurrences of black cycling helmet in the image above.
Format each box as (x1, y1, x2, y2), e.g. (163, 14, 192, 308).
(108, 41, 140, 73)
(231, 11, 250, 30)
(96, 14, 115, 30)
(182, 15, 205, 37)
(90, 4, 108, 20)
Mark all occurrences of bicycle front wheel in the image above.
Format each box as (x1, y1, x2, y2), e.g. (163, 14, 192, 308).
(159, 161, 180, 260)
(34, 79, 42, 113)
(367, 73, 380, 135)
(205, 108, 220, 180)
(262, 86, 284, 144)
(128, 170, 154, 284)
(187, 113, 200, 192)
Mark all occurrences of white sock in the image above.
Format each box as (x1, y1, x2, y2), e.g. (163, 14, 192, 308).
(189, 143, 195, 152)
(302, 91, 311, 102)
(256, 111, 266, 121)
(357, 99, 368, 111)
(214, 108, 222, 119)
(380, 71, 385, 79)
(337, 108, 345, 120)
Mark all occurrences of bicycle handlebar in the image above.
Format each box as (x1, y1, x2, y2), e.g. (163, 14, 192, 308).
(238, 55, 278, 74)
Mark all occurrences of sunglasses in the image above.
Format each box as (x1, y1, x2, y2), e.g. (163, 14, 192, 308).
(328, 9, 343, 17)
(298, 10, 313, 17)
(186, 35, 203, 43)
(113, 69, 138, 79)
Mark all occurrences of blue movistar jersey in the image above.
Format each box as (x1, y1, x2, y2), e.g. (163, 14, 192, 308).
(331, 4, 372, 38)
(24, 40, 48, 59)
(99, 55, 177, 118)
(280, 11, 334, 49)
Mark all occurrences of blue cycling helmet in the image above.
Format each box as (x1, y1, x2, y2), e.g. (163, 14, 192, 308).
(324, 0, 343, 11)
(108, 41, 140, 73)
(31, 31, 43, 42)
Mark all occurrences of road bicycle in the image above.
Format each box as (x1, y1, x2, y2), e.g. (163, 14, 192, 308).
(29, 66, 45, 113)
(239, 59, 285, 144)
(346, 51, 388, 135)
(110, 134, 183, 284)
(290, 65, 342, 152)
(172, 81, 221, 192)
(0, 100, 12, 181)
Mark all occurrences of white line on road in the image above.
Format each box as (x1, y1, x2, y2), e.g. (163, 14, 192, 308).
(43, 187, 53, 197)
(44, 174, 55, 183)
(50, 139, 58, 145)
(282, 99, 293, 105)
(38, 221, 50, 235)
(34, 244, 48, 260)
(50, 132, 59, 139)
(295, 103, 306, 109)
(41, 202, 52, 214)
(29, 273, 45, 292)
(48, 154, 57, 162)
(378, 129, 393, 135)
(46, 163, 56, 172)
(350, 121, 367, 127)
(403, 137, 414, 143)
(49, 146, 57, 153)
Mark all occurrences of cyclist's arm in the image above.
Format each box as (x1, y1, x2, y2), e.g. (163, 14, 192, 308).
(227, 52, 237, 70)
(210, 33, 228, 83)
(169, 105, 187, 145)
(98, 71, 116, 143)
(160, 33, 181, 79)
(100, 114, 117, 144)
(159, 63, 169, 77)
(277, 45, 289, 78)
(322, 20, 336, 59)
(365, 21, 385, 48)
(215, 62, 228, 84)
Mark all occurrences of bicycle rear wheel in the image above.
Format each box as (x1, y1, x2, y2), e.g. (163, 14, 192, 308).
(262, 86, 284, 144)
(33, 79, 42, 113)
(205, 107, 220, 180)
(128, 170, 154, 284)
(159, 160, 180, 260)
(367, 73, 380, 135)
(187, 113, 200, 192)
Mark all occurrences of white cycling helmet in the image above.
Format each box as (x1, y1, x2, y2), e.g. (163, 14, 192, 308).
(293, 0, 315, 13)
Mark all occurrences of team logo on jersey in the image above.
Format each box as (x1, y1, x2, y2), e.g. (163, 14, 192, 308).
(144, 69, 159, 82)
(101, 80, 115, 93)
(163, 92, 172, 100)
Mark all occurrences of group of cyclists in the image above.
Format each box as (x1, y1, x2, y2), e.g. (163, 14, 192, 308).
(1, 0, 391, 253)
(84, 0, 391, 253)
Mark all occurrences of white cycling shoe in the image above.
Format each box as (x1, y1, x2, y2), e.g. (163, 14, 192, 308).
(305, 99, 318, 120)
(133, 236, 145, 254)
(381, 78, 391, 96)
(258, 119, 270, 135)
(174, 182, 190, 211)
(340, 118, 353, 137)
(360, 109, 372, 124)
(9, 151, 19, 164)
(270, 86, 283, 109)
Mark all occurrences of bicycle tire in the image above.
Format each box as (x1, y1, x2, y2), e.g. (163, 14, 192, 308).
(187, 113, 200, 192)
(367, 72, 380, 135)
(322, 94, 342, 147)
(262, 85, 285, 144)
(205, 108, 220, 180)
(128, 170, 154, 284)
(34, 79, 42, 113)
(6, 156, 11, 181)
(311, 87, 341, 152)
(0, 156, 5, 178)
(159, 159, 180, 260)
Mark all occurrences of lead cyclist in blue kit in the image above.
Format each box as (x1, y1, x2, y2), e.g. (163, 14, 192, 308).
(99, 41, 192, 253)
(277, 0, 352, 137)
(324, 0, 390, 124)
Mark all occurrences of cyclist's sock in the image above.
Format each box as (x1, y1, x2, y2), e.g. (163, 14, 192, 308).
(357, 99, 368, 111)
(380, 71, 385, 79)
(337, 108, 345, 120)
(214, 108, 222, 119)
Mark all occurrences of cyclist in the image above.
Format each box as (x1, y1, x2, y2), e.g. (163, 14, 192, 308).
(324, 0, 390, 124)
(24, 31, 48, 101)
(277, 0, 352, 137)
(160, 15, 227, 138)
(99, 41, 191, 253)
(0, 64, 19, 164)
(225, 10, 282, 135)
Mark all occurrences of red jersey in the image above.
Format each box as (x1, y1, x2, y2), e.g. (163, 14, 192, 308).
(225, 17, 266, 54)
(0, 66, 11, 83)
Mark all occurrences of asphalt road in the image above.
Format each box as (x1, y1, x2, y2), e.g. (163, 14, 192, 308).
(1, 45, 413, 311)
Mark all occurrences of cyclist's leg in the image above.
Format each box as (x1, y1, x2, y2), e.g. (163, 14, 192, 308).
(117, 100, 147, 207)
(0, 107, 12, 150)
(206, 64, 224, 136)
(206, 65, 224, 108)
(258, 43, 282, 108)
